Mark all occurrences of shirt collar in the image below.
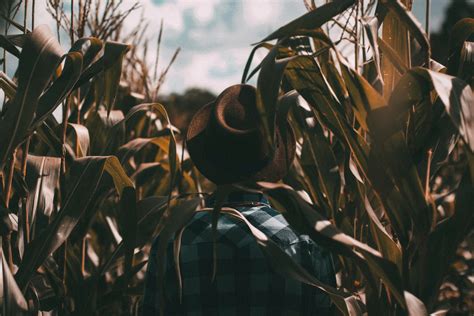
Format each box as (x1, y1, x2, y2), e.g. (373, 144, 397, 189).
(205, 190, 270, 208)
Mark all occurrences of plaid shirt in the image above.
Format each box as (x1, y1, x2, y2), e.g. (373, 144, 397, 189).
(143, 192, 335, 315)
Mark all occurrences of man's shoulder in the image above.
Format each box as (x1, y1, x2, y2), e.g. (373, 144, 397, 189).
(241, 205, 302, 245)
(151, 204, 316, 252)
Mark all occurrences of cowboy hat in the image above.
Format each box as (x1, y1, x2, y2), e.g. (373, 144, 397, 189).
(186, 84, 295, 184)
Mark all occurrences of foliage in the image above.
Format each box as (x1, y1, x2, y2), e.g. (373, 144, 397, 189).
(240, 0, 474, 314)
(0, 0, 186, 314)
(430, 0, 474, 65)
(159, 88, 216, 132)
(0, 0, 472, 315)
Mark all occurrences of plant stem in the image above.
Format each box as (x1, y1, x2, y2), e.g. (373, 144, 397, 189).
(2, 12, 6, 75)
(78, 0, 83, 37)
(19, 136, 30, 247)
(24, 0, 28, 34)
(354, 0, 359, 73)
(24, 196, 30, 243)
(32, 0, 36, 29)
(59, 95, 71, 298)
(21, 136, 30, 246)
(62, 97, 71, 172)
(4, 152, 15, 271)
(81, 236, 86, 275)
(21, 138, 30, 177)
(63, 240, 68, 285)
(76, 89, 81, 125)
(55, 1, 61, 43)
(70, 0, 74, 45)
(5, 153, 15, 208)
(425, 149, 433, 200)
(425, 0, 430, 38)
(2, 233, 14, 271)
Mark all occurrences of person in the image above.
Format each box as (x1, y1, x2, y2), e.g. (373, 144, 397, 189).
(143, 84, 336, 315)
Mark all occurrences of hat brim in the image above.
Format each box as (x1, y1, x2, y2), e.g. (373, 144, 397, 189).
(186, 102, 296, 184)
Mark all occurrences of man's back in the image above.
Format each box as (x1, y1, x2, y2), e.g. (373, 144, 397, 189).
(143, 193, 335, 315)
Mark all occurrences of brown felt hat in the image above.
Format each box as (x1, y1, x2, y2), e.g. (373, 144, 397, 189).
(186, 84, 296, 184)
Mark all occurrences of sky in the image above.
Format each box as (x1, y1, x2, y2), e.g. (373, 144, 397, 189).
(29, 0, 456, 94)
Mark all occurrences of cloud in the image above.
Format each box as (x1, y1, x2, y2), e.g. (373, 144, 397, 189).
(190, 0, 220, 25)
(125, 0, 221, 33)
(242, 0, 283, 26)
(160, 46, 253, 93)
(154, 0, 306, 94)
(18, 0, 451, 97)
(122, 0, 185, 34)
(13, 0, 348, 95)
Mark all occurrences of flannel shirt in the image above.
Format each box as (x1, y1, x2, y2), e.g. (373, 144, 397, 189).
(143, 192, 336, 315)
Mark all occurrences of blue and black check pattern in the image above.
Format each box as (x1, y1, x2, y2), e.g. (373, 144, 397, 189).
(143, 192, 335, 315)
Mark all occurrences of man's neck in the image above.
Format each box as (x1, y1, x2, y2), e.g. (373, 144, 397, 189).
(205, 190, 270, 208)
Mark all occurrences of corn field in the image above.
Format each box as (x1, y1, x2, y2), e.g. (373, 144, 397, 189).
(0, 0, 473, 315)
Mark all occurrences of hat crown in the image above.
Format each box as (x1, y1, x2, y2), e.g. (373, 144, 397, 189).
(215, 84, 259, 135)
(186, 84, 296, 184)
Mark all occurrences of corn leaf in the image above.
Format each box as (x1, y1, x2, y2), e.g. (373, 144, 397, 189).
(257, 46, 298, 144)
(391, 68, 474, 152)
(0, 241, 28, 315)
(208, 206, 363, 316)
(16, 156, 133, 289)
(259, 0, 355, 42)
(241, 42, 274, 83)
(120, 186, 137, 276)
(23, 155, 61, 254)
(381, 0, 430, 66)
(73, 41, 130, 92)
(0, 25, 63, 170)
(0, 34, 21, 57)
(31, 51, 84, 129)
(155, 198, 200, 315)
(361, 17, 384, 92)
(69, 37, 103, 69)
(447, 18, 474, 75)
(414, 149, 474, 308)
(0, 71, 17, 99)
(67, 123, 90, 157)
(260, 183, 406, 308)
(103, 42, 130, 114)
